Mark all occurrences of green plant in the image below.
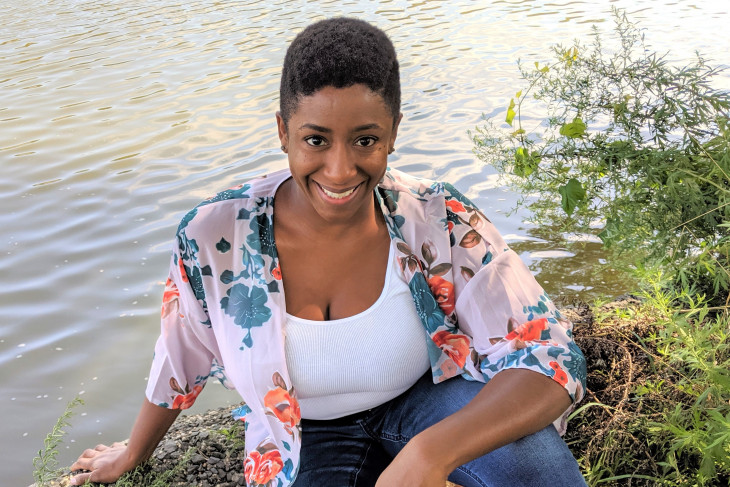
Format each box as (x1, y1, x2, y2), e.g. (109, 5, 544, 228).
(645, 292, 730, 484)
(32, 396, 84, 486)
(216, 421, 246, 450)
(565, 275, 730, 486)
(471, 8, 730, 306)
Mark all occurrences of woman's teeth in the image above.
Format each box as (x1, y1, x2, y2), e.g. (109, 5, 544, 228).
(322, 186, 355, 199)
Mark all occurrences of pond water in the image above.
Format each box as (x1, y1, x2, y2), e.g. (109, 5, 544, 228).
(2, 0, 729, 484)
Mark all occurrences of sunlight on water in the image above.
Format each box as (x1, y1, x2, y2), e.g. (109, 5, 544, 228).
(1, 0, 729, 483)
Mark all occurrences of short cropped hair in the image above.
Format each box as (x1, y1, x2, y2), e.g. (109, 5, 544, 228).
(279, 17, 401, 127)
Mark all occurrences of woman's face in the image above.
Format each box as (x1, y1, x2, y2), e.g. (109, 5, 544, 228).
(276, 83, 401, 225)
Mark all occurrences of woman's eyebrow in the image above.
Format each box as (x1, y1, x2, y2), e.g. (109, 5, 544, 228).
(298, 122, 383, 132)
(353, 123, 382, 131)
(299, 123, 331, 133)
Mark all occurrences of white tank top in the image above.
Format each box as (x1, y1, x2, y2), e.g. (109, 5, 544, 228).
(284, 242, 431, 420)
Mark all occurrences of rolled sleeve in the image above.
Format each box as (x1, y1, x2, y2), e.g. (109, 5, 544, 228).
(145, 244, 216, 410)
(454, 249, 586, 432)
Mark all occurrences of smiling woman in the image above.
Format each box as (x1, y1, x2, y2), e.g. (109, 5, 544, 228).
(68, 17, 587, 487)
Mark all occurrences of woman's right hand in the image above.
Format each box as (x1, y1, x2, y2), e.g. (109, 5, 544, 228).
(69, 441, 136, 485)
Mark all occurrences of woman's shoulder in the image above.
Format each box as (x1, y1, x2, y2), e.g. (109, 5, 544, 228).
(176, 168, 290, 237)
(380, 167, 467, 204)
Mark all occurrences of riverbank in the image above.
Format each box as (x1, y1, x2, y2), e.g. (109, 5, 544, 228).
(34, 297, 650, 486)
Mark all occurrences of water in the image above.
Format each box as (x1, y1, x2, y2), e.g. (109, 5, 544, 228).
(2, 1, 728, 484)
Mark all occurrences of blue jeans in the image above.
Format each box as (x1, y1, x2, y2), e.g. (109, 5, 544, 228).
(293, 372, 586, 487)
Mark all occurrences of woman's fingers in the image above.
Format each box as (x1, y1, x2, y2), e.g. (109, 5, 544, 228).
(94, 443, 109, 451)
(69, 471, 92, 486)
(70, 456, 92, 471)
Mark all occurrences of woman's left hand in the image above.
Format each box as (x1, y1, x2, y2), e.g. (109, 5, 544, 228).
(374, 438, 449, 487)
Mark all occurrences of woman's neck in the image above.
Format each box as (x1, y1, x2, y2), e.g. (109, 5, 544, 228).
(276, 177, 385, 242)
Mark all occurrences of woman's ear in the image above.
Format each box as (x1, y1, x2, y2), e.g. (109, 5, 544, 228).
(390, 112, 403, 148)
(275, 111, 288, 150)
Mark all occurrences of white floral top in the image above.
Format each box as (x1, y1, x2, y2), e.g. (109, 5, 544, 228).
(146, 167, 586, 487)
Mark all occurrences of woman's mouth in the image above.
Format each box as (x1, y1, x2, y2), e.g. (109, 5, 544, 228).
(321, 186, 356, 199)
(314, 181, 363, 202)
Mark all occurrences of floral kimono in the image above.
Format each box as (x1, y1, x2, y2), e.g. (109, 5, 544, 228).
(146, 167, 586, 487)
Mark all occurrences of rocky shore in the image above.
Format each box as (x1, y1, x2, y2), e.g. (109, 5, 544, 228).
(34, 299, 635, 487)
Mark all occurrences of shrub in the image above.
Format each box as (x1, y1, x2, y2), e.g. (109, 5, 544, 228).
(471, 8, 730, 306)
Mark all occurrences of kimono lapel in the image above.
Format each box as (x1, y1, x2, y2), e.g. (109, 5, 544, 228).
(375, 170, 482, 383)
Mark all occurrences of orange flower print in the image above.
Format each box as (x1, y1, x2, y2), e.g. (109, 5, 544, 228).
(256, 450, 284, 485)
(427, 275, 455, 315)
(264, 386, 301, 432)
(161, 278, 180, 318)
(245, 449, 284, 486)
(171, 384, 202, 410)
(550, 361, 568, 387)
(178, 257, 188, 282)
(440, 358, 458, 377)
(432, 330, 470, 368)
(505, 318, 548, 342)
(244, 450, 258, 483)
(446, 199, 466, 213)
(271, 265, 282, 280)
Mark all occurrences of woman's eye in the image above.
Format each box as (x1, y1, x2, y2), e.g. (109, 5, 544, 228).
(355, 136, 377, 147)
(305, 135, 327, 146)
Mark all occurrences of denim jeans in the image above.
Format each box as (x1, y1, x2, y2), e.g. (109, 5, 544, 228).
(293, 372, 587, 487)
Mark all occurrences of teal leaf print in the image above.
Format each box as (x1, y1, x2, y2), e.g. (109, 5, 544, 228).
(177, 208, 198, 233)
(221, 270, 235, 284)
(220, 283, 272, 349)
(564, 342, 587, 385)
(200, 184, 251, 206)
(216, 238, 231, 253)
(201, 265, 212, 277)
(237, 208, 252, 220)
(379, 188, 399, 214)
(185, 263, 206, 303)
(408, 274, 445, 333)
(247, 211, 277, 259)
(283, 458, 295, 480)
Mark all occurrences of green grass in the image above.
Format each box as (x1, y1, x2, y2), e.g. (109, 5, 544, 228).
(32, 397, 84, 487)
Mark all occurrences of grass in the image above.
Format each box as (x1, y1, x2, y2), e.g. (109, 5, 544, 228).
(564, 276, 730, 486)
(32, 397, 84, 487)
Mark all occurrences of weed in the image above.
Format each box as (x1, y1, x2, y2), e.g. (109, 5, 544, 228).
(32, 396, 84, 487)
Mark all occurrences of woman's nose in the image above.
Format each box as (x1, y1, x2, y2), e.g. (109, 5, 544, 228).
(322, 143, 357, 182)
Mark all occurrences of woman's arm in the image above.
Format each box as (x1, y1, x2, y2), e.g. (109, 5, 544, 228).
(69, 398, 181, 485)
(375, 369, 571, 487)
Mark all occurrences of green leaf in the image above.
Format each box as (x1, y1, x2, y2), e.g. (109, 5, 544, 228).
(597, 217, 619, 245)
(515, 90, 522, 99)
(559, 117, 587, 138)
(558, 178, 586, 215)
(513, 147, 539, 177)
(505, 98, 516, 126)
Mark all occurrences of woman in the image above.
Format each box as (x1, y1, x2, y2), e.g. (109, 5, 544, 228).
(70, 18, 587, 487)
